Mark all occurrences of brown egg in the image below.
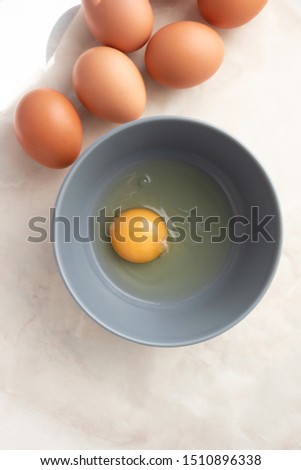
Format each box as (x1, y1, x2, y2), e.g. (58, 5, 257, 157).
(73, 46, 146, 123)
(14, 89, 82, 169)
(81, 0, 153, 52)
(197, 0, 268, 29)
(145, 21, 224, 89)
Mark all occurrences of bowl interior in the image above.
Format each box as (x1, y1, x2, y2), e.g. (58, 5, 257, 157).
(54, 117, 281, 346)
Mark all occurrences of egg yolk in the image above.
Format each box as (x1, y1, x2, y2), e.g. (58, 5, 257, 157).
(110, 208, 168, 263)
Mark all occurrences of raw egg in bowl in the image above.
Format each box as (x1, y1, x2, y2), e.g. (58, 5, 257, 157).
(53, 117, 282, 347)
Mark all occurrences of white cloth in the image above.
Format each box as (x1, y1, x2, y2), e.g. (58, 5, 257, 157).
(0, 0, 300, 449)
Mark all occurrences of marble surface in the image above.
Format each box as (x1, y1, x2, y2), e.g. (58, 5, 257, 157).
(1, 0, 301, 449)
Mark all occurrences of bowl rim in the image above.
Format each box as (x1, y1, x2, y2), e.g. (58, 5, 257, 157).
(53, 116, 283, 347)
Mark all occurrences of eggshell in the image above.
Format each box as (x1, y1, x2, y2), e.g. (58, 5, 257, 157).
(14, 89, 82, 169)
(197, 0, 268, 29)
(145, 21, 224, 89)
(81, 0, 153, 52)
(72, 46, 146, 123)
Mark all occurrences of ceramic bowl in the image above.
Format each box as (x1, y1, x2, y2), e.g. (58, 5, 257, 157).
(54, 117, 282, 346)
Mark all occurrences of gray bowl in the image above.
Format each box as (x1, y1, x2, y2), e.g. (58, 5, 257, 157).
(54, 117, 282, 347)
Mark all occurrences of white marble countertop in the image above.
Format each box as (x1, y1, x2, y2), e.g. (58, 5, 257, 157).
(0, 0, 301, 449)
